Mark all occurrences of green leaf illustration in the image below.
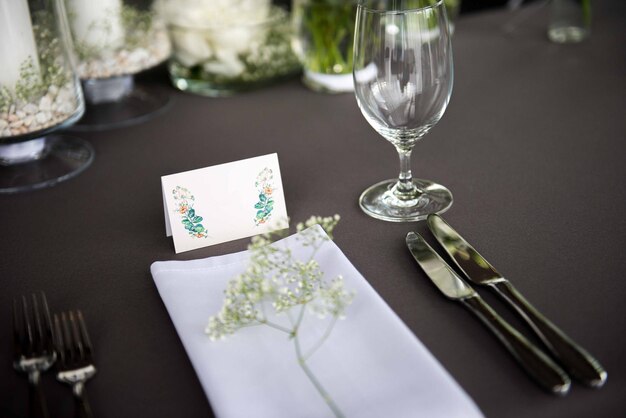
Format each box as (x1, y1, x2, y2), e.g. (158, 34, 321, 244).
(173, 187, 209, 238)
(254, 202, 264, 209)
(259, 194, 267, 203)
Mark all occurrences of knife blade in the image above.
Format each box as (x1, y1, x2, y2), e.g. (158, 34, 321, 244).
(427, 214, 607, 388)
(406, 232, 570, 395)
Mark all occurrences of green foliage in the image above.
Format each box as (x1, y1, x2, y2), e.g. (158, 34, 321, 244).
(13, 58, 43, 104)
(181, 207, 207, 235)
(172, 186, 209, 238)
(300, 0, 357, 74)
(0, 12, 70, 112)
(122, 5, 154, 51)
(254, 193, 274, 224)
(0, 87, 12, 113)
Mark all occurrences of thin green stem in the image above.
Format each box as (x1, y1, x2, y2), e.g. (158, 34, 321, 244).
(295, 303, 307, 329)
(238, 322, 264, 330)
(255, 306, 292, 335)
(259, 319, 293, 334)
(303, 315, 338, 361)
(294, 327, 345, 418)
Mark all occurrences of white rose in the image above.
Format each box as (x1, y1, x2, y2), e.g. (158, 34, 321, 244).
(171, 30, 213, 67)
(155, 0, 272, 75)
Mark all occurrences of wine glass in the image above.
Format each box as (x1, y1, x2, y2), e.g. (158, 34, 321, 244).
(353, 0, 454, 222)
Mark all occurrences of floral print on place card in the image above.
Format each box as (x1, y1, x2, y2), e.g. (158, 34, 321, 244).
(172, 186, 209, 238)
(161, 153, 288, 253)
(254, 168, 275, 226)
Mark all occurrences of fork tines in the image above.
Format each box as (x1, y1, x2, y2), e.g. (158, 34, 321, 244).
(12, 293, 55, 418)
(12, 292, 55, 362)
(53, 310, 97, 418)
(54, 310, 94, 371)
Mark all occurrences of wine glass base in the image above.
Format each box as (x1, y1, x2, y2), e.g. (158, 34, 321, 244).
(359, 178, 453, 222)
(70, 84, 171, 131)
(0, 136, 94, 194)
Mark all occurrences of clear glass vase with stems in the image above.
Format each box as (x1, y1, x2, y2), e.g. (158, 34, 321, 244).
(353, 0, 454, 222)
(64, 0, 171, 130)
(0, 0, 93, 194)
(291, 0, 359, 93)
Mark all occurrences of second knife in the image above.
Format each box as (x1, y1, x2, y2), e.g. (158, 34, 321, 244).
(406, 232, 570, 395)
(427, 214, 607, 388)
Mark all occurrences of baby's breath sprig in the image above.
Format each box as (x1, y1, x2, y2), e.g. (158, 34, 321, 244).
(206, 214, 352, 418)
(296, 214, 341, 241)
(14, 58, 44, 104)
(0, 13, 71, 112)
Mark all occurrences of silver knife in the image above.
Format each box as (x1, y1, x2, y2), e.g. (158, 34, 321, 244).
(406, 232, 571, 395)
(427, 214, 607, 388)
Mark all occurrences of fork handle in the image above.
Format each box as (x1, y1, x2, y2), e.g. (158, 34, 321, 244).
(28, 372, 50, 418)
(75, 395, 93, 418)
(73, 383, 93, 418)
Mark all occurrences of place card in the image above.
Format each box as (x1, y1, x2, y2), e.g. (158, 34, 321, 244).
(162, 153, 288, 253)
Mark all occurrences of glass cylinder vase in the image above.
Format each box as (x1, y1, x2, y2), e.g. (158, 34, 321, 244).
(0, 0, 93, 194)
(159, 1, 300, 97)
(548, 0, 591, 43)
(291, 0, 358, 93)
(64, 0, 172, 129)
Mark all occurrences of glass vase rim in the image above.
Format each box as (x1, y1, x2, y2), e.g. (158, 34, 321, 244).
(166, 6, 288, 31)
(357, 0, 445, 14)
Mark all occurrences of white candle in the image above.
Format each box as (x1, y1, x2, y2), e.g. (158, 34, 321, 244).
(67, 0, 125, 53)
(0, 0, 41, 90)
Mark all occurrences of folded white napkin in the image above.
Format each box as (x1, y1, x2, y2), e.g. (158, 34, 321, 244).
(151, 225, 484, 418)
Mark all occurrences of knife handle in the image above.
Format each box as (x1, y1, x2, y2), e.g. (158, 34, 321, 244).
(461, 295, 571, 395)
(490, 280, 607, 387)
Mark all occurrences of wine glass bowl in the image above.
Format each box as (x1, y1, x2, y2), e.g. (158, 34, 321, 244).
(354, 0, 454, 222)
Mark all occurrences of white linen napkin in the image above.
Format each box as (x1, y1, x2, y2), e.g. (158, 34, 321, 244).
(151, 225, 484, 418)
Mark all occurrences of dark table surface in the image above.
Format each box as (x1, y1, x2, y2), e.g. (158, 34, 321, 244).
(2, 2, 625, 418)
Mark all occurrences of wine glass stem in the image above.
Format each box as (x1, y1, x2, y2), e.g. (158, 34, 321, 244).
(394, 149, 419, 199)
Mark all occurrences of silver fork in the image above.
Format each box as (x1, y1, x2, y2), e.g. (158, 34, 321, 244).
(13, 293, 56, 418)
(54, 311, 97, 418)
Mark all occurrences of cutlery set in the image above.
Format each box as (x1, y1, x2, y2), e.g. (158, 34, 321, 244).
(12, 293, 96, 418)
(407, 214, 607, 395)
(10, 216, 605, 418)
